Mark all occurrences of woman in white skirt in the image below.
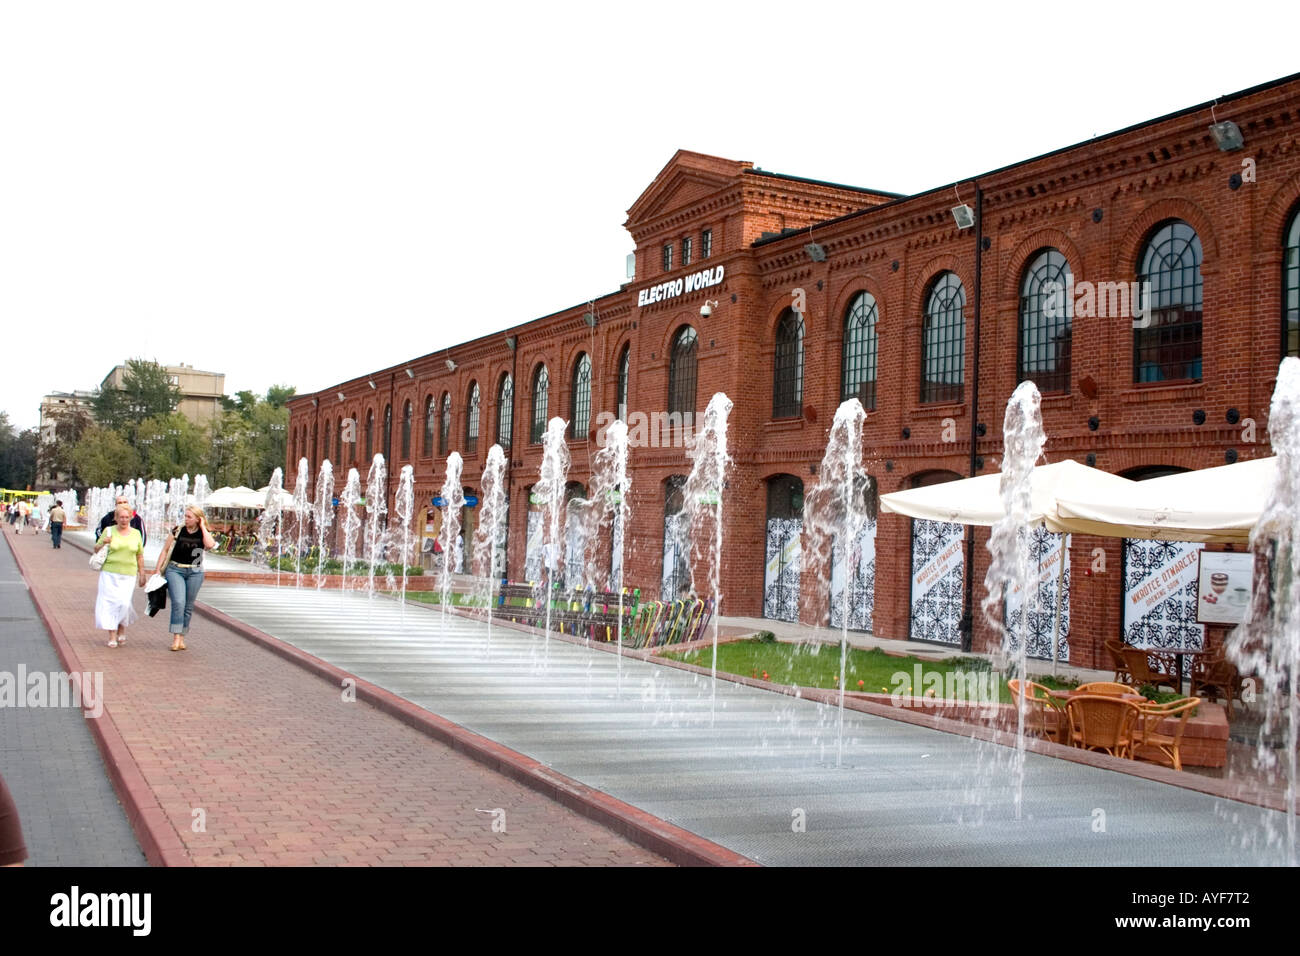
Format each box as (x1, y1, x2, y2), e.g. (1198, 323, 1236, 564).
(93, 504, 146, 647)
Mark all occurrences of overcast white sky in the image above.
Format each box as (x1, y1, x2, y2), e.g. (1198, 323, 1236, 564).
(2, 1, 1297, 429)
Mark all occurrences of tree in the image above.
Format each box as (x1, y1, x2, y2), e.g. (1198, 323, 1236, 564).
(266, 384, 296, 409)
(208, 389, 291, 487)
(37, 405, 93, 487)
(93, 359, 179, 446)
(70, 426, 139, 488)
(137, 413, 208, 480)
(0, 413, 38, 489)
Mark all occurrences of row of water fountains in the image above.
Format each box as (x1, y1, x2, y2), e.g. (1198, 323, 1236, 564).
(72, 359, 1297, 862)
(83, 475, 209, 538)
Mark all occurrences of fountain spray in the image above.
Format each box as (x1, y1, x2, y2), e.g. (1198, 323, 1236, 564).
(805, 398, 870, 768)
(314, 460, 335, 589)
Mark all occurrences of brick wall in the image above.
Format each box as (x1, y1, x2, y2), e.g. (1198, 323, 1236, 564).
(288, 77, 1300, 667)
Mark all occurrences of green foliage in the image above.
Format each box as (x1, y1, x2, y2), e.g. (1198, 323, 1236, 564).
(265, 385, 296, 409)
(0, 412, 38, 489)
(93, 359, 178, 443)
(663, 640, 1014, 702)
(209, 392, 290, 488)
(70, 426, 140, 488)
(137, 413, 208, 479)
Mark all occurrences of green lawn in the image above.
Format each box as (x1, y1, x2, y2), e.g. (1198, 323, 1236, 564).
(386, 590, 485, 607)
(661, 639, 1014, 703)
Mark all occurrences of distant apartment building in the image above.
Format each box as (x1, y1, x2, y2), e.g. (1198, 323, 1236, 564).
(99, 362, 226, 426)
(36, 389, 96, 486)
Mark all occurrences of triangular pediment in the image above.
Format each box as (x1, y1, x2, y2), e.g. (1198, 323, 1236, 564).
(625, 150, 751, 227)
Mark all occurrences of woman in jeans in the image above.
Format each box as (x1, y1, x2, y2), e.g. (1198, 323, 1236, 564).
(155, 505, 216, 652)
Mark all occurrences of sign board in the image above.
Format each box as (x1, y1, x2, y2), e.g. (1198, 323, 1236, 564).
(464, 495, 479, 507)
(1196, 551, 1254, 625)
(432, 496, 445, 508)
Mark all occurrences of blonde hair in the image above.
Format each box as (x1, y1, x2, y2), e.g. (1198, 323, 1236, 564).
(114, 503, 132, 518)
(185, 505, 208, 526)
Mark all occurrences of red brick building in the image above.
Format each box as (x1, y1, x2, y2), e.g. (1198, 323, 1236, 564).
(287, 72, 1300, 668)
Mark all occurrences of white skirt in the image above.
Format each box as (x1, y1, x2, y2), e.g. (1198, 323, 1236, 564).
(95, 571, 138, 630)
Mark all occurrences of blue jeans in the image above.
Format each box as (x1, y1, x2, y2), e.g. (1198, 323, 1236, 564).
(50, 522, 63, 548)
(164, 564, 204, 635)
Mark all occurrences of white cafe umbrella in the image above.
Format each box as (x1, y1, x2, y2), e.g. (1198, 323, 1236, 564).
(880, 460, 1140, 671)
(1054, 456, 1276, 545)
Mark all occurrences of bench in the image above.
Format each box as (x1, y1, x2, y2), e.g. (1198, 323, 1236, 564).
(492, 581, 640, 642)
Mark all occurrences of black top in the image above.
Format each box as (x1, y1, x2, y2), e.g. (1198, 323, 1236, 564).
(170, 525, 206, 568)
(97, 511, 147, 545)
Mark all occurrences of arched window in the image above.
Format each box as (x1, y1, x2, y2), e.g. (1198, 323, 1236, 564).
(921, 271, 966, 404)
(332, 418, 341, 463)
(310, 424, 317, 465)
(1286, 206, 1300, 357)
(438, 392, 451, 457)
(1135, 220, 1202, 382)
(570, 353, 591, 438)
(531, 365, 549, 443)
(662, 476, 689, 601)
(401, 401, 412, 459)
(841, 292, 878, 410)
(668, 326, 697, 418)
(364, 410, 374, 460)
(497, 373, 514, 449)
(383, 404, 392, 460)
(617, 344, 631, 421)
(465, 382, 480, 454)
(772, 309, 805, 418)
(423, 395, 434, 456)
(1018, 249, 1073, 394)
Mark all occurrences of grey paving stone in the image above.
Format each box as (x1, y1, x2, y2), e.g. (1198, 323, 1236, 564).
(0, 536, 145, 867)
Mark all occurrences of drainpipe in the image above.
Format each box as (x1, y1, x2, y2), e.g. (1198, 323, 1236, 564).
(961, 184, 984, 654)
(505, 335, 519, 579)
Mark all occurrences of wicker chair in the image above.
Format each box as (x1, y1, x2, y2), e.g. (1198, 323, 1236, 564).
(1190, 655, 1239, 719)
(1075, 681, 1134, 697)
(1134, 697, 1202, 771)
(1007, 679, 1066, 743)
(1119, 646, 1182, 694)
(1104, 640, 1134, 684)
(1065, 695, 1143, 758)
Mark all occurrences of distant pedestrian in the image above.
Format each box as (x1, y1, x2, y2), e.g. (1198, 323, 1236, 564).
(31, 502, 44, 534)
(155, 505, 216, 652)
(0, 770, 27, 867)
(97, 496, 147, 545)
(93, 504, 146, 648)
(14, 499, 29, 534)
(49, 501, 66, 549)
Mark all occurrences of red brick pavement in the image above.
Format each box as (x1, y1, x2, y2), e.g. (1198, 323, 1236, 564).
(3, 525, 674, 867)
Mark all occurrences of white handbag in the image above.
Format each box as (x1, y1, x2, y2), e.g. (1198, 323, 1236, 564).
(89, 528, 110, 570)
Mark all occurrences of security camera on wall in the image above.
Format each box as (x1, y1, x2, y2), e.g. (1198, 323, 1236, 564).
(700, 299, 718, 318)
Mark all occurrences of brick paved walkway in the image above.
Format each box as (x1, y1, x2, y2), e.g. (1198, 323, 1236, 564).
(3, 524, 670, 866)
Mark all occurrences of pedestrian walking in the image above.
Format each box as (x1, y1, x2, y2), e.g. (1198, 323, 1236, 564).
(14, 499, 29, 534)
(96, 496, 147, 545)
(31, 502, 44, 534)
(48, 500, 65, 548)
(92, 504, 146, 648)
(154, 505, 216, 652)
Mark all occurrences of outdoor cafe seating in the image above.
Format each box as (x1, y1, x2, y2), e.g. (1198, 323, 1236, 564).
(1008, 680, 1204, 772)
